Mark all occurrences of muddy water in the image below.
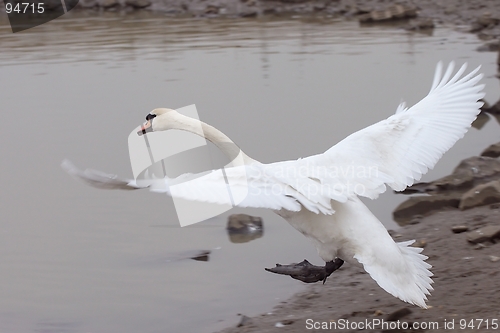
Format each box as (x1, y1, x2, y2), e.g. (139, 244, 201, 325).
(0, 11, 499, 333)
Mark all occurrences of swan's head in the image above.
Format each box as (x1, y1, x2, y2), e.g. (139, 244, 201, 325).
(137, 108, 177, 136)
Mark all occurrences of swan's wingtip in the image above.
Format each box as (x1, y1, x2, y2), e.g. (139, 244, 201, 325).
(61, 159, 79, 175)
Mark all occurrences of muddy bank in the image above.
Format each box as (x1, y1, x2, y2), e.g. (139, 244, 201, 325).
(71, 0, 500, 39)
(217, 204, 500, 333)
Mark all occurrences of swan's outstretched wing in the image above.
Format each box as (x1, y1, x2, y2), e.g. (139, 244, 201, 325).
(62, 62, 484, 214)
(313, 62, 485, 199)
(62, 159, 344, 214)
(61, 159, 146, 190)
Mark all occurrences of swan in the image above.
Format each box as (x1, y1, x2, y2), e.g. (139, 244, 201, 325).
(63, 62, 485, 308)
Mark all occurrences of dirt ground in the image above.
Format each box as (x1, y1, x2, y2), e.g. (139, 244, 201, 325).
(217, 205, 500, 333)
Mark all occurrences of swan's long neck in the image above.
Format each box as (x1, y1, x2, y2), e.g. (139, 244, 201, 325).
(172, 114, 257, 166)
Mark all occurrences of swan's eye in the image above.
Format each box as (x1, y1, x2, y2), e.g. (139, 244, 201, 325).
(146, 114, 157, 121)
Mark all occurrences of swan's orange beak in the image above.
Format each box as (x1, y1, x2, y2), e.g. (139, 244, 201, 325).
(137, 120, 153, 136)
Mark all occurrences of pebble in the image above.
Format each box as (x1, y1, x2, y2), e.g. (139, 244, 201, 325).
(490, 255, 500, 262)
(452, 225, 469, 233)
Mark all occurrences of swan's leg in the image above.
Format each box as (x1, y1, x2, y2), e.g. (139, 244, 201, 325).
(265, 258, 344, 283)
(323, 258, 344, 284)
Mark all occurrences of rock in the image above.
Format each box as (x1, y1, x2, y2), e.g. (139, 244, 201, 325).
(395, 157, 500, 223)
(490, 203, 500, 209)
(227, 214, 263, 232)
(388, 229, 402, 238)
(452, 225, 469, 233)
(443, 5, 456, 15)
(476, 13, 500, 28)
(405, 19, 435, 31)
(98, 0, 118, 8)
(473, 243, 487, 250)
(190, 250, 210, 262)
(358, 4, 417, 23)
(481, 142, 500, 158)
(393, 194, 460, 224)
(498, 48, 500, 69)
(78, 0, 97, 8)
(409, 216, 421, 225)
(240, 10, 258, 18)
(227, 214, 263, 243)
(386, 308, 412, 321)
(490, 255, 500, 262)
(477, 41, 500, 52)
(471, 111, 490, 130)
(125, 0, 151, 8)
(466, 225, 500, 244)
(483, 99, 500, 114)
(204, 5, 219, 15)
(459, 181, 500, 210)
(411, 239, 427, 248)
(237, 315, 253, 327)
(402, 157, 500, 195)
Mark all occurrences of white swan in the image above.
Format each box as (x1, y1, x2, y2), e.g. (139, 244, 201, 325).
(63, 62, 484, 308)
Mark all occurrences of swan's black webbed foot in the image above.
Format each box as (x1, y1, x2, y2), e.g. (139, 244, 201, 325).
(265, 258, 344, 284)
(323, 258, 344, 284)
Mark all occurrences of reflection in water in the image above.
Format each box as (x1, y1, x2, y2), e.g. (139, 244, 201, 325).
(1, 10, 499, 333)
(226, 214, 264, 244)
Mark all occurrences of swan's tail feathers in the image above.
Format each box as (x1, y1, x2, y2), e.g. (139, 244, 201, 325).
(61, 159, 147, 190)
(395, 240, 434, 308)
(355, 239, 433, 309)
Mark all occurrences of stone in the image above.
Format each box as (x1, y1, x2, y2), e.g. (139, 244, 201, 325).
(411, 239, 427, 248)
(483, 100, 500, 114)
(466, 225, 500, 244)
(237, 315, 253, 327)
(405, 19, 435, 31)
(125, 0, 151, 8)
(481, 142, 500, 158)
(459, 181, 500, 210)
(477, 41, 500, 52)
(227, 214, 263, 232)
(476, 13, 500, 28)
(409, 217, 421, 225)
(190, 250, 210, 262)
(396, 157, 500, 223)
(359, 4, 417, 23)
(393, 194, 460, 224)
(412, 157, 500, 194)
(490, 255, 500, 262)
(240, 10, 258, 18)
(78, 0, 97, 8)
(386, 308, 412, 321)
(474, 243, 487, 250)
(204, 5, 219, 15)
(227, 214, 263, 243)
(98, 0, 118, 8)
(452, 225, 469, 233)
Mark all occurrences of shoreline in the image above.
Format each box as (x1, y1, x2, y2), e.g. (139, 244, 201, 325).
(70, 0, 500, 40)
(217, 204, 500, 333)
